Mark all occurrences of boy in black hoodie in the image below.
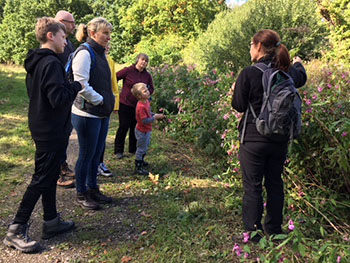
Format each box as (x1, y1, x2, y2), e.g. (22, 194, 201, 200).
(3, 17, 82, 252)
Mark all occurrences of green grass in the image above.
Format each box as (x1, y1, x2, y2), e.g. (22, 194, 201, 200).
(0, 65, 32, 201)
(0, 64, 243, 262)
(1, 64, 348, 263)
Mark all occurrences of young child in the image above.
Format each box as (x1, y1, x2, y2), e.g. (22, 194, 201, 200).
(3, 17, 82, 252)
(131, 83, 164, 175)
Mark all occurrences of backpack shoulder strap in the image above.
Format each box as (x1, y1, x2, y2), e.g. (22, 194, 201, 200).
(65, 43, 96, 73)
(240, 103, 258, 144)
(81, 43, 96, 71)
(253, 62, 270, 72)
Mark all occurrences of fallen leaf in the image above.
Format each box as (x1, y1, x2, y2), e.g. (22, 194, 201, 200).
(121, 256, 132, 262)
(183, 189, 191, 194)
(148, 173, 159, 185)
(140, 211, 152, 218)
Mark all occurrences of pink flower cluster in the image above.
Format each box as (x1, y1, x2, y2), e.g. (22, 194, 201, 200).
(232, 243, 249, 259)
(232, 243, 242, 256)
(288, 219, 295, 231)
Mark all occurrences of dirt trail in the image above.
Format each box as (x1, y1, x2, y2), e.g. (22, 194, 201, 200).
(0, 130, 130, 263)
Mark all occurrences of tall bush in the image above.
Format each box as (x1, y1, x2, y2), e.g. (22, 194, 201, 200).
(118, 0, 227, 65)
(317, 0, 350, 63)
(183, 0, 328, 73)
(150, 65, 234, 157)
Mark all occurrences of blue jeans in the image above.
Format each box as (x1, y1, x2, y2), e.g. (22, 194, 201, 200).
(135, 128, 151, 160)
(71, 113, 109, 193)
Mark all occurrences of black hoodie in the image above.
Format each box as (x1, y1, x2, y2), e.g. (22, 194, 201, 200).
(24, 48, 81, 152)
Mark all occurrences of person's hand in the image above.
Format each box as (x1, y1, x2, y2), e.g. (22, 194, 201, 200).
(293, 56, 302, 64)
(154, 113, 165, 120)
(231, 82, 236, 92)
(78, 81, 85, 90)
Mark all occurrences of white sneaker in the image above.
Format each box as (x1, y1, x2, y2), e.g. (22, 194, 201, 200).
(98, 163, 112, 177)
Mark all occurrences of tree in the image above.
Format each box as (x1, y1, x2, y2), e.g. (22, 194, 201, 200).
(84, 0, 135, 62)
(0, 0, 92, 64)
(317, 0, 350, 63)
(183, 0, 328, 73)
(118, 0, 227, 65)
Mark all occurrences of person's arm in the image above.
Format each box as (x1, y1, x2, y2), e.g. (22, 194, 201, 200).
(141, 113, 164, 124)
(116, 66, 129, 81)
(142, 116, 155, 124)
(231, 67, 251, 112)
(108, 56, 120, 111)
(43, 61, 81, 108)
(289, 58, 307, 88)
(147, 74, 154, 95)
(72, 49, 103, 105)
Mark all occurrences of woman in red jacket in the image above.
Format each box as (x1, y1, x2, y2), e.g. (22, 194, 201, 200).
(114, 53, 154, 159)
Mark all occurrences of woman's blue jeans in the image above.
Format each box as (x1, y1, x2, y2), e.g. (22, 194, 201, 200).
(71, 113, 109, 193)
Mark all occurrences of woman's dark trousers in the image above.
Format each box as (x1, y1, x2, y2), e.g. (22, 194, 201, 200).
(239, 141, 288, 235)
(114, 103, 137, 155)
(13, 148, 64, 224)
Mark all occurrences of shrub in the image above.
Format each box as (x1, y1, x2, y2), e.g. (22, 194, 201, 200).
(183, 0, 328, 73)
(150, 65, 234, 157)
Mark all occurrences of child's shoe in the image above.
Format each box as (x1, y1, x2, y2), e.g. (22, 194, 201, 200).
(142, 154, 149, 167)
(135, 160, 149, 175)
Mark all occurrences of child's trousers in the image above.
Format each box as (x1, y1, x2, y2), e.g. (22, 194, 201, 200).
(135, 129, 151, 160)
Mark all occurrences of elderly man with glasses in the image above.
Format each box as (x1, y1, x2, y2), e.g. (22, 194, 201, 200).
(54, 10, 77, 188)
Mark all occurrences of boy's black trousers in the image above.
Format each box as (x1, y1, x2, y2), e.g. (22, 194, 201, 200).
(13, 147, 64, 224)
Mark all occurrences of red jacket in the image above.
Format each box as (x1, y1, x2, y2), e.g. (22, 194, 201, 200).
(136, 100, 152, 133)
(117, 65, 154, 108)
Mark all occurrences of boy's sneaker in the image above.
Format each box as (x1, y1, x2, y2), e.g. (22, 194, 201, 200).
(76, 192, 100, 210)
(88, 188, 112, 204)
(98, 163, 112, 177)
(3, 223, 39, 253)
(42, 213, 75, 240)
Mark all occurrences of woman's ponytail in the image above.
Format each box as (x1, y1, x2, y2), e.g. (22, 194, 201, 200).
(275, 44, 291, 72)
(75, 24, 88, 43)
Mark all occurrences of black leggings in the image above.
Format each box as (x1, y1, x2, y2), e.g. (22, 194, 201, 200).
(114, 103, 137, 154)
(239, 141, 288, 235)
(14, 149, 64, 224)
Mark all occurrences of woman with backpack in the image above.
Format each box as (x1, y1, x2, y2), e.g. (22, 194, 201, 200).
(71, 17, 114, 210)
(231, 29, 307, 242)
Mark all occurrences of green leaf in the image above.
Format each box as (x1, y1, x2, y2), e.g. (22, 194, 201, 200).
(298, 243, 306, 257)
(320, 226, 326, 237)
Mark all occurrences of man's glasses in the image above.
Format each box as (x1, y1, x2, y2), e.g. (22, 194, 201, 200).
(61, 19, 75, 24)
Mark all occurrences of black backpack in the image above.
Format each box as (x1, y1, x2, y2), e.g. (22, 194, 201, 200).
(241, 63, 302, 143)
